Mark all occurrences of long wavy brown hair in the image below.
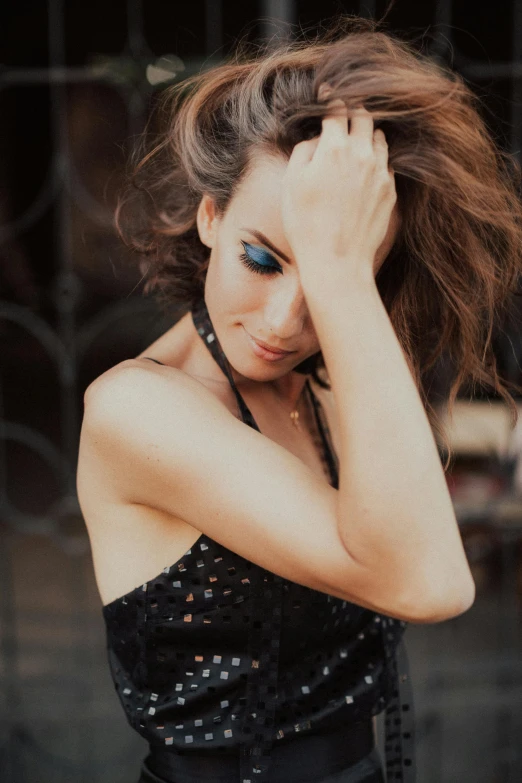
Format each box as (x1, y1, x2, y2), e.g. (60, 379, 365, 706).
(115, 14, 522, 471)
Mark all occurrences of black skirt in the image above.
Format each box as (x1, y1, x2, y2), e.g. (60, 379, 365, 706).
(138, 747, 384, 783)
(136, 718, 385, 783)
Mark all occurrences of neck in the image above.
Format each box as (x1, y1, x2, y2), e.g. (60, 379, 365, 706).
(226, 362, 310, 410)
(269, 372, 309, 410)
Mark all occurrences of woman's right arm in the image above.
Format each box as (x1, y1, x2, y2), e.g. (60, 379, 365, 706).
(81, 358, 472, 624)
(278, 87, 474, 622)
(303, 270, 476, 624)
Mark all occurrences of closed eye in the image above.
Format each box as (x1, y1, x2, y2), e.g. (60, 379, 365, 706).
(239, 241, 282, 276)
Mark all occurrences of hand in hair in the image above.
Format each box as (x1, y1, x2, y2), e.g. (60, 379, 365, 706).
(281, 82, 397, 286)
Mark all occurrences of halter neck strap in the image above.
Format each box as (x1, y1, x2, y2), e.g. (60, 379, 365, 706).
(191, 297, 260, 432)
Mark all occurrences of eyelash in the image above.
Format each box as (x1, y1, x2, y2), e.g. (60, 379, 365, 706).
(239, 244, 282, 276)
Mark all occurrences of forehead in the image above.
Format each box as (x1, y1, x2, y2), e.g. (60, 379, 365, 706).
(228, 153, 288, 223)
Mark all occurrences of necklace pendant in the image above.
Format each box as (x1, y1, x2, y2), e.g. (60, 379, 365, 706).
(290, 410, 300, 428)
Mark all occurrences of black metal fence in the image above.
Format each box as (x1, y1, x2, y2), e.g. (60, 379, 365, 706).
(0, 2, 521, 781)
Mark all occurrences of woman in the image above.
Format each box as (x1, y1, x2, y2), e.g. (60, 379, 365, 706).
(77, 15, 522, 783)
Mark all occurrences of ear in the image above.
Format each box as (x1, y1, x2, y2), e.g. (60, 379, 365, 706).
(196, 194, 220, 249)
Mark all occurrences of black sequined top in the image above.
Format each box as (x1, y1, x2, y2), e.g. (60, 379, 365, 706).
(102, 297, 416, 783)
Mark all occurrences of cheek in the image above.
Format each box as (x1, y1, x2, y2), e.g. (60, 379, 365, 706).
(205, 248, 259, 314)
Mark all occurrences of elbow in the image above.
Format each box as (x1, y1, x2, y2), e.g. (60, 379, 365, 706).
(402, 573, 476, 625)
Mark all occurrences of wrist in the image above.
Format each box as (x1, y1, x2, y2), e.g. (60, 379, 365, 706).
(299, 258, 378, 301)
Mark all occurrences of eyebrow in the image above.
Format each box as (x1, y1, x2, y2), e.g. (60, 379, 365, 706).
(240, 228, 291, 264)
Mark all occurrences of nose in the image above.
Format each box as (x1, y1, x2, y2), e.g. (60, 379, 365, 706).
(263, 286, 308, 339)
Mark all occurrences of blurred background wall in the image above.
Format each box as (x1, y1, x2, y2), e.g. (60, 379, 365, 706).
(0, 1, 521, 782)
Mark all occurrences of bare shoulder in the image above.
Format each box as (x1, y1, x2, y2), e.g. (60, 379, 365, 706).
(82, 357, 238, 449)
(80, 356, 241, 499)
(84, 357, 222, 415)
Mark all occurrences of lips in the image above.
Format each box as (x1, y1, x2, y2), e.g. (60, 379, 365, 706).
(247, 331, 295, 355)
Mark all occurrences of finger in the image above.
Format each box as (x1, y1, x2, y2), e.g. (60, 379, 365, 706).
(349, 105, 374, 153)
(318, 88, 350, 148)
(373, 127, 388, 150)
(373, 128, 390, 167)
(287, 136, 320, 171)
(317, 82, 350, 147)
(317, 82, 332, 101)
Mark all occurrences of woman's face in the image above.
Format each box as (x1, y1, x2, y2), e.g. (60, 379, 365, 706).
(196, 153, 400, 383)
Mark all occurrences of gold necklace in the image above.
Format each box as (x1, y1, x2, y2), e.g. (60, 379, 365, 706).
(290, 408, 300, 428)
(289, 383, 308, 430)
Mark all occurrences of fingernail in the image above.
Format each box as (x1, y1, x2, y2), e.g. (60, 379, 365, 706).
(318, 82, 332, 100)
